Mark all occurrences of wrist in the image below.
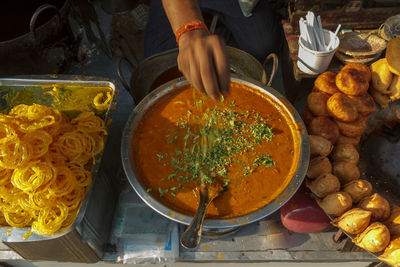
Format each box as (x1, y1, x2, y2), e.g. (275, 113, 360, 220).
(175, 20, 210, 46)
(178, 29, 208, 47)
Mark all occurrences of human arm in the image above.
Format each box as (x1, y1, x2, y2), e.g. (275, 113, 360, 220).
(162, 0, 230, 100)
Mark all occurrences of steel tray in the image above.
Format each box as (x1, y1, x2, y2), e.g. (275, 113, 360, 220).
(0, 75, 119, 242)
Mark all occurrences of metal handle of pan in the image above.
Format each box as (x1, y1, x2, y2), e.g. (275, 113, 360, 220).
(263, 53, 278, 87)
(116, 56, 139, 104)
(30, 4, 62, 43)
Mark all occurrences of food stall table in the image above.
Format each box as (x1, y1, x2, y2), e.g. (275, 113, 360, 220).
(0, 1, 395, 265)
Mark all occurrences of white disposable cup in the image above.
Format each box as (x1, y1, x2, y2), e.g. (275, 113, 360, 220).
(297, 29, 340, 75)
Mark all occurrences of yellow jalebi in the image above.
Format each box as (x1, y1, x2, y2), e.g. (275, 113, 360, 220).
(0, 103, 106, 235)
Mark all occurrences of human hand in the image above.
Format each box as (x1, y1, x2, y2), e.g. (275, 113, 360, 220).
(178, 30, 230, 100)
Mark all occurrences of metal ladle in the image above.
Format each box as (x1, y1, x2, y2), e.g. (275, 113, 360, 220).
(180, 183, 223, 249)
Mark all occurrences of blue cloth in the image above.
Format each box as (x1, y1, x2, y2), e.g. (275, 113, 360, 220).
(144, 0, 283, 63)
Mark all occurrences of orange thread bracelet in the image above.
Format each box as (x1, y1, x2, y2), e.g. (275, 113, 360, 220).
(175, 20, 211, 46)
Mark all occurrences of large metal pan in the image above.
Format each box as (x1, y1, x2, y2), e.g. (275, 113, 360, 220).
(121, 76, 310, 229)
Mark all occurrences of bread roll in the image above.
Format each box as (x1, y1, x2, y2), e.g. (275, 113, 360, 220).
(371, 58, 393, 93)
(386, 37, 400, 76)
(389, 75, 400, 101)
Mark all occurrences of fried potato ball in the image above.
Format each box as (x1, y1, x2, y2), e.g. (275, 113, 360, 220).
(336, 68, 369, 96)
(336, 134, 361, 146)
(327, 93, 359, 122)
(306, 156, 332, 179)
(342, 62, 372, 83)
(342, 179, 372, 203)
(348, 93, 376, 116)
(371, 58, 393, 94)
(359, 193, 391, 221)
(370, 88, 391, 109)
(331, 208, 372, 235)
(306, 173, 340, 198)
(314, 72, 340, 95)
(378, 237, 400, 267)
(307, 91, 331, 116)
(333, 161, 360, 184)
(353, 222, 390, 253)
(317, 192, 352, 217)
(309, 117, 340, 144)
(335, 116, 368, 137)
(302, 106, 315, 126)
(309, 135, 333, 158)
(331, 144, 359, 164)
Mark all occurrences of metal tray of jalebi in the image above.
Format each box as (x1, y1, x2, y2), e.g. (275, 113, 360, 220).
(0, 75, 119, 242)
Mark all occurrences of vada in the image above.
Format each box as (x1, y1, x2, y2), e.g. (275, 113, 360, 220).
(309, 116, 340, 144)
(314, 71, 340, 95)
(342, 62, 371, 83)
(336, 68, 369, 96)
(348, 93, 376, 116)
(335, 116, 368, 137)
(307, 91, 330, 116)
(327, 93, 359, 122)
(336, 134, 361, 146)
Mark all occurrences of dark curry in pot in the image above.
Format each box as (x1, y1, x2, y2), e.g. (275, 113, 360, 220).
(132, 81, 300, 218)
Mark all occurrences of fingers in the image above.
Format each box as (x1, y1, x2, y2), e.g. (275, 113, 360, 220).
(177, 33, 230, 100)
(199, 45, 220, 100)
(211, 36, 230, 96)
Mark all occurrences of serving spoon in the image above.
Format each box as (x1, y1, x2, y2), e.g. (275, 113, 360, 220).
(180, 181, 224, 249)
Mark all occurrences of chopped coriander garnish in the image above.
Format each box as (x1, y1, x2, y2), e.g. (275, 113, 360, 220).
(158, 101, 276, 189)
(146, 188, 152, 193)
(223, 179, 231, 187)
(156, 153, 168, 161)
(253, 154, 276, 168)
(158, 187, 168, 197)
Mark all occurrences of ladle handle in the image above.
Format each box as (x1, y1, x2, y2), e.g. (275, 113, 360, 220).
(180, 193, 209, 249)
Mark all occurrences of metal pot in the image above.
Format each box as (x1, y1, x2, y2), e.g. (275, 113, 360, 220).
(0, 0, 70, 57)
(117, 47, 278, 105)
(121, 75, 310, 229)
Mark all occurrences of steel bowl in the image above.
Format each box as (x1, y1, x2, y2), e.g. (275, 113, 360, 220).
(121, 76, 310, 229)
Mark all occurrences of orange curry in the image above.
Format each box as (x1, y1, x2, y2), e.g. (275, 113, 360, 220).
(132, 82, 300, 218)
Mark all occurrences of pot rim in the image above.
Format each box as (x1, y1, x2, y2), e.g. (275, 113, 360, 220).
(121, 75, 310, 229)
